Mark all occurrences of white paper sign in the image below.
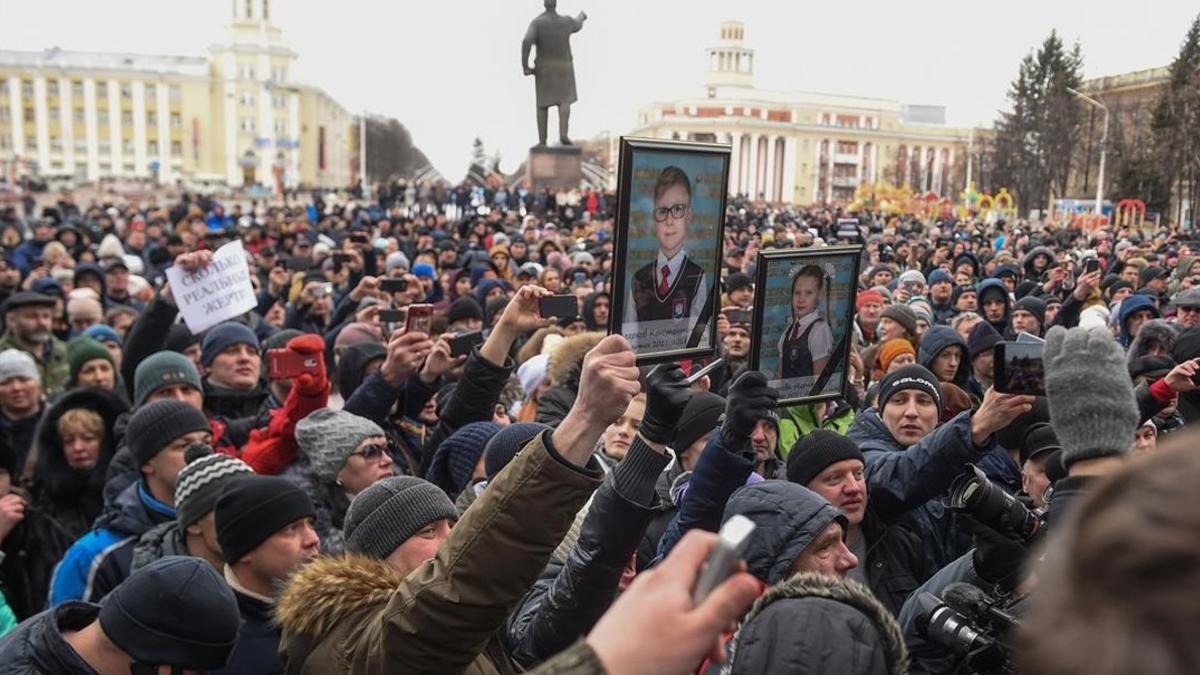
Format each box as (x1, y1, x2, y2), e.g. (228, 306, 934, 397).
(166, 240, 257, 333)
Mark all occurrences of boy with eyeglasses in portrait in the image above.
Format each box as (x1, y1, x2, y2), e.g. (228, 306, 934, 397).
(625, 166, 710, 349)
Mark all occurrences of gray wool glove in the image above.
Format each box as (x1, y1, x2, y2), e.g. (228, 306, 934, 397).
(1044, 326, 1138, 468)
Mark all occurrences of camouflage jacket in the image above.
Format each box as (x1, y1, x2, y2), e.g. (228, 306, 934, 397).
(0, 332, 69, 398)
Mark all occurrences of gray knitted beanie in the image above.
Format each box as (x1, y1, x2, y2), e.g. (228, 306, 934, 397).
(295, 408, 386, 484)
(1045, 326, 1138, 468)
(343, 476, 459, 559)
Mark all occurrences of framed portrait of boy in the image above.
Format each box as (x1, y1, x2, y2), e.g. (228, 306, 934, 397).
(609, 137, 731, 364)
(749, 246, 863, 406)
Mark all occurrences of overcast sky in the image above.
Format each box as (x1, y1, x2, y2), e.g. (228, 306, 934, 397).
(2, 1, 1196, 179)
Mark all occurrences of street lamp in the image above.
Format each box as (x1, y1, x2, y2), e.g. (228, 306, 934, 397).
(1067, 87, 1109, 216)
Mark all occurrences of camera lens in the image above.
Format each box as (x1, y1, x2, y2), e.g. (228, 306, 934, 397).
(949, 464, 1041, 542)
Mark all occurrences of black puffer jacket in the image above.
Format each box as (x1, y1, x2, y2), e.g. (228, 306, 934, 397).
(129, 521, 189, 573)
(505, 438, 668, 668)
(0, 602, 101, 674)
(860, 509, 938, 616)
(726, 573, 908, 675)
(0, 388, 127, 619)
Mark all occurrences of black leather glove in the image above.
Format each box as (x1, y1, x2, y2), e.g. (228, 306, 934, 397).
(719, 370, 778, 451)
(965, 515, 1029, 591)
(639, 363, 692, 445)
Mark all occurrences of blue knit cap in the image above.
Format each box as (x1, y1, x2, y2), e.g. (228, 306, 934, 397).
(83, 323, 122, 345)
(425, 421, 502, 499)
(200, 322, 259, 367)
(484, 423, 549, 480)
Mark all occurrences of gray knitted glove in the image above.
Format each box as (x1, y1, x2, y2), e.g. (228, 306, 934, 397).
(1044, 326, 1138, 468)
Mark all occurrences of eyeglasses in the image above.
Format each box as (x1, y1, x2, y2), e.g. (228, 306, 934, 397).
(351, 443, 391, 464)
(653, 203, 689, 222)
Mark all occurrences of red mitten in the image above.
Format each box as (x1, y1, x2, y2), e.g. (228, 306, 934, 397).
(286, 334, 327, 396)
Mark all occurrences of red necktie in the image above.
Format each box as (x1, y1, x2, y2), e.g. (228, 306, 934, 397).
(658, 265, 671, 297)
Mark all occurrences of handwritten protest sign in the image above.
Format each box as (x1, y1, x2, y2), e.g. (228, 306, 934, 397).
(166, 240, 257, 333)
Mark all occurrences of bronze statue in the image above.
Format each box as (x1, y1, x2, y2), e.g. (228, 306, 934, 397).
(522, 0, 587, 146)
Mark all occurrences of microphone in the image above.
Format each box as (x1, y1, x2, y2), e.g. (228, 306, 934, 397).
(944, 582, 1019, 629)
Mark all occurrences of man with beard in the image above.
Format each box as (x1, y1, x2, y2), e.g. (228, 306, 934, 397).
(0, 292, 68, 397)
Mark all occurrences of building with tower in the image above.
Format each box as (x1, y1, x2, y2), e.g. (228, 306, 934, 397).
(630, 21, 975, 205)
(0, 0, 352, 189)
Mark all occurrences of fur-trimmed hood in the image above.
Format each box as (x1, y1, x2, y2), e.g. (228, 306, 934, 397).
(1126, 318, 1178, 363)
(547, 332, 604, 389)
(725, 572, 908, 675)
(276, 553, 403, 643)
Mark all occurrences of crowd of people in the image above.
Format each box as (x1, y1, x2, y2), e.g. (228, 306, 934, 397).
(0, 180, 1198, 674)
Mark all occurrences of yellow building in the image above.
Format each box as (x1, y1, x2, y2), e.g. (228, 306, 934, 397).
(630, 21, 975, 205)
(0, 0, 352, 189)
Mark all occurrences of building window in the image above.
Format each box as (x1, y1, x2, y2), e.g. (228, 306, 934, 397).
(25, 137, 36, 151)
(49, 107, 60, 121)
(121, 111, 133, 125)
(271, 66, 286, 83)
(836, 141, 858, 155)
(145, 84, 156, 100)
(74, 138, 87, 153)
(0, 136, 8, 150)
(0, 80, 7, 97)
(99, 139, 111, 154)
(98, 110, 109, 125)
(240, 92, 255, 107)
(74, 108, 85, 123)
(0, 107, 8, 121)
(72, 81, 83, 97)
(23, 108, 33, 123)
(240, 65, 255, 80)
(21, 80, 33, 97)
(147, 140, 158, 155)
(120, 83, 132, 99)
(170, 112, 182, 128)
(171, 140, 182, 157)
(246, 0, 252, 18)
(240, 117, 255, 132)
(96, 85, 107, 101)
(168, 85, 181, 102)
(263, 0, 269, 20)
(122, 139, 134, 155)
(147, 111, 157, 126)
(47, 81, 59, 97)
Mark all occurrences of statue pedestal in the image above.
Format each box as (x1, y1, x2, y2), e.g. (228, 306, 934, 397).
(527, 145, 583, 191)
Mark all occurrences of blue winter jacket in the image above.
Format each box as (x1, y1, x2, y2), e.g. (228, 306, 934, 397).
(48, 481, 175, 606)
(847, 409, 990, 569)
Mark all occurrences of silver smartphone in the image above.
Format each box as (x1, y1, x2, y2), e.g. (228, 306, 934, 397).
(692, 514, 756, 604)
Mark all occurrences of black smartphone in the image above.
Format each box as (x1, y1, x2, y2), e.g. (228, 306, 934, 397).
(379, 309, 406, 324)
(332, 253, 351, 273)
(349, 233, 369, 245)
(993, 342, 1045, 396)
(539, 295, 579, 320)
(1084, 258, 1100, 275)
(380, 278, 408, 293)
(448, 330, 484, 357)
(724, 309, 752, 326)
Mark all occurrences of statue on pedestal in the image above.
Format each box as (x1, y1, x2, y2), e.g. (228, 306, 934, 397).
(521, 0, 587, 147)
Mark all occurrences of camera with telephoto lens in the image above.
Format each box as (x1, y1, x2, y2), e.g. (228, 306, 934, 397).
(916, 585, 1021, 675)
(948, 464, 1045, 543)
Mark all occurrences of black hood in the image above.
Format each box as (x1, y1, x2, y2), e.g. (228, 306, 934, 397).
(32, 387, 129, 504)
(337, 342, 387, 400)
(581, 291, 610, 331)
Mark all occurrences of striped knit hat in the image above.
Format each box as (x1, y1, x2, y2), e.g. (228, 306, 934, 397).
(174, 445, 254, 529)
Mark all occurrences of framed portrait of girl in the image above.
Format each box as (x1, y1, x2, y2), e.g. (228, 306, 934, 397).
(749, 246, 863, 405)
